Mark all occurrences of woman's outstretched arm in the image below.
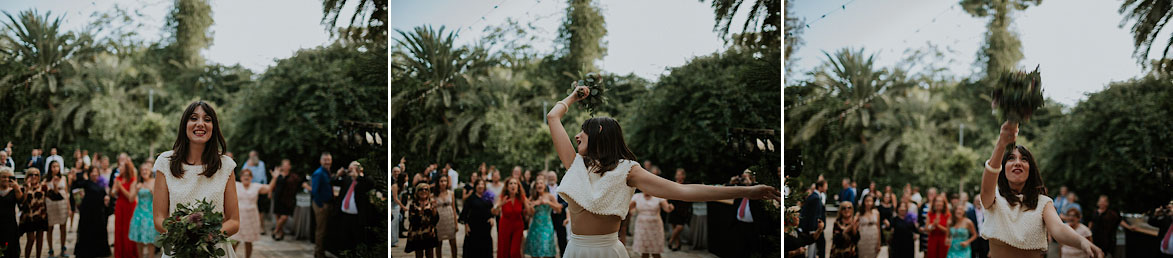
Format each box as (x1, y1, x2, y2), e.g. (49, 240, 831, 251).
(1043, 204, 1103, 258)
(627, 165, 779, 202)
(546, 84, 590, 169)
(981, 121, 1017, 209)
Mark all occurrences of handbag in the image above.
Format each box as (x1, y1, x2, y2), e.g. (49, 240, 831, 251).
(47, 189, 64, 201)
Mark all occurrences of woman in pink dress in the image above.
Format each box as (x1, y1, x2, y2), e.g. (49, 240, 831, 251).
(629, 192, 674, 258)
(232, 169, 275, 258)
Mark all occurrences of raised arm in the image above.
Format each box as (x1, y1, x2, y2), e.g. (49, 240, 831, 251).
(627, 165, 779, 202)
(546, 84, 590, 169)
(981, 121, 1017, 209)
(1043, 204, 1103, 258)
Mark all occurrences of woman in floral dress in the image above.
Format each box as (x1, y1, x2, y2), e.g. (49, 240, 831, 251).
(21, 168, 50, 258)
(129, 163, 158, 258)
(405, 183, 439, 258)
(524, 180, 562, 258)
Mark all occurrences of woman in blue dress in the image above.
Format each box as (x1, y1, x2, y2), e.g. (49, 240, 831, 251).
(129, 162, 158, 258)
(523, 180, 562, 258)
(947, 206, 977, 258)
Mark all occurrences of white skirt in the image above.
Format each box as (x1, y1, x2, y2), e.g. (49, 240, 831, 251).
(563, 232, 628, 258)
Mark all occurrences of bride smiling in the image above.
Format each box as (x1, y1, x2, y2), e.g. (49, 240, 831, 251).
(152, 101, 240, 258)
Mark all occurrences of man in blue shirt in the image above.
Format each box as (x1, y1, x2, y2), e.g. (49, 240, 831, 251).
(839, 178, 855, 204)
(310, 152, 333, 258)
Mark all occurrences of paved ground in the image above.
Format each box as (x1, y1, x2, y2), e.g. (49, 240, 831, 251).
(17, 213, 717, 258)
(389, 222, 719, 258)
(16, 213, 315, 258)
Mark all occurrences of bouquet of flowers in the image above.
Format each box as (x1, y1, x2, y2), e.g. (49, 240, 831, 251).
(991, 65, 1045, 123)
(157, 198, 232, 257)
(567, 72, 607, 114)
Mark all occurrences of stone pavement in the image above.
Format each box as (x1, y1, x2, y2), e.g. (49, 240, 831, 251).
(389, 222, 719, 258)
(17, 213, 315, 258)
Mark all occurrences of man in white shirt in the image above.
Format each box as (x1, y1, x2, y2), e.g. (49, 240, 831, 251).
(45, 147, 65, 174)
(445, 163, 458, 191)
(82, 149, 91, 168)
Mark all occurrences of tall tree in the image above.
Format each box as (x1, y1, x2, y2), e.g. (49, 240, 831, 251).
(703, 0, 781, 49)
(556, 0, 608, 76)
(960, 0, 1040, 75)
(165, 0, 213, 66)
(784, 0, 803, 82)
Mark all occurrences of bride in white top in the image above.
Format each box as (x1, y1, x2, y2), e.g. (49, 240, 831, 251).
(152, 101, 241, 258)
(546, 84, 780, 258)
(979, 121, 1101, 258)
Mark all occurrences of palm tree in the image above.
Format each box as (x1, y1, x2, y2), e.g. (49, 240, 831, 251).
(1120, 0, 1173, 72)
(787, 48, 915, 179)
(321, 0, 387, 44)
(703, 0, 780, 48)
(392, 25, 497, 161)
(1, 10, 79, 96)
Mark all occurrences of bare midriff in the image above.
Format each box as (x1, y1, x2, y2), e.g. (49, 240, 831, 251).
(565, 197, 622, 235)
(988, 238, 1044, 258)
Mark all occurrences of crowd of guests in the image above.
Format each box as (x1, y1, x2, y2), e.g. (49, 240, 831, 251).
(788, 175, 1173, 258)
(0, 143, 382, 258)
(392, 158, 744, 258)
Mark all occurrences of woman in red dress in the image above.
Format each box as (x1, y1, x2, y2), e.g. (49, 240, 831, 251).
(113, 159, 139, 258)
(493, 177, 528, 258)
(923, 194, 951, 258)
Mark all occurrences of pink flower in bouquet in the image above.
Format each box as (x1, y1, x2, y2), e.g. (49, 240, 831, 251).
(187, 212, 203, 224)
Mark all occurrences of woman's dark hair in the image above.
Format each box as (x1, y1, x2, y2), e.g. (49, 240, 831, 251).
(857, 193, 875, 215)
(47, 160, 60, 178)
(169, 101, 228, 178)
(466, 179, 486, 201)
(580, 117, 637, 174)
(998, 145, 1048, 210)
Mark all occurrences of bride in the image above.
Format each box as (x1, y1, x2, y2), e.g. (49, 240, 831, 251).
(152, 101, 240, 257)
(547, 83, 781, 258)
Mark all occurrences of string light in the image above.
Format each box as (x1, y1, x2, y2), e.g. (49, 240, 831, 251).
(803, 0, 859, 29)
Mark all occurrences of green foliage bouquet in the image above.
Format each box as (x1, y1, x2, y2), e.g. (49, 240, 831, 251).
(158, 199, 233, 257)
(991, 65, 1045, 122)
(567, 72, 607, 114)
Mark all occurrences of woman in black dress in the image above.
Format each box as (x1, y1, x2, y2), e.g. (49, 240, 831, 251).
(460, 179, 493, 258)
(269, 159, 302, 240)
(73, 166, 111, 257)
(888, 201, 920, 258)
(0, 167, 23, 258)
(667, 168, 693, 251)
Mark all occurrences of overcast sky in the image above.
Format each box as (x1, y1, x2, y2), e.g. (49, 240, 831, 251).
(2, 0, 345, 73)
(392, 0, 751, 81)
(789, 0, 1158, 107)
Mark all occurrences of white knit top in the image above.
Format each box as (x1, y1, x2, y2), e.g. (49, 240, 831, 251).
(557, 154, 638, 220)
(980, 185, 1053, 251)
(153, 151, 238, 214)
